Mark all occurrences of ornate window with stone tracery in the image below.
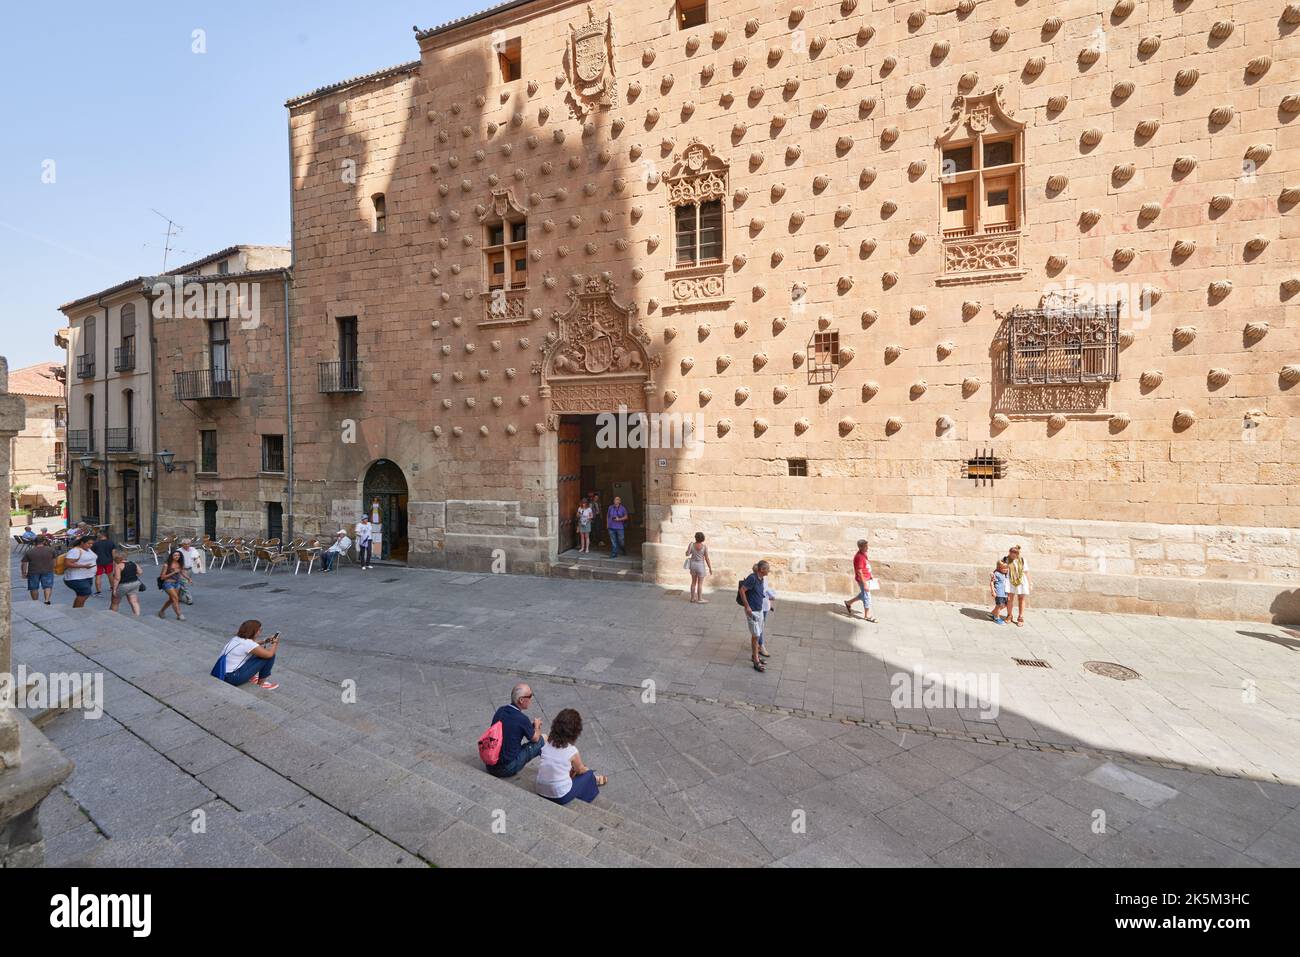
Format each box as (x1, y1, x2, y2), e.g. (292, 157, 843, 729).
(667, 141, 727, 268)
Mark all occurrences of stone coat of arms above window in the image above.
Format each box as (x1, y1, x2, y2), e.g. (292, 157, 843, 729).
(563, 5, 617, 119)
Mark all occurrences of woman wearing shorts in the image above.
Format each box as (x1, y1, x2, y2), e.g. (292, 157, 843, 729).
(62, 536, 98, 608)
(110, 550, 143, 616)
(576, 499, 593, 554)
(157, 550, 189, 621)
(685, 532, 712, 603)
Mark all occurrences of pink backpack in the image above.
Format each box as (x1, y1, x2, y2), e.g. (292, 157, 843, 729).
(478, 720, 503, 766)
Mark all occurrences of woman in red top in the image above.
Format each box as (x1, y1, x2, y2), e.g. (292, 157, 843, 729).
(844, 539, 877, 622)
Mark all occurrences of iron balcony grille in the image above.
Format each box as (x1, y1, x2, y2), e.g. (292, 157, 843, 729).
(105, 428, 135, 453)
(114, 345, 136, 372)
(67, 430, 94, 453)
(174, 368, 240, 400)
(1006, 304, 1120, 386)
(76, 354, 95, 379)
(47, 457, 67, 476)
(319, 360, 363, 393)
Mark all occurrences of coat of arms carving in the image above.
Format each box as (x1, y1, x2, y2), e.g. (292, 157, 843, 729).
(565, 6, 617, 117)
(540, 277, 659, 382)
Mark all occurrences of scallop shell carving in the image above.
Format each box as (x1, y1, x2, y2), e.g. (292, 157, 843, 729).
(680, 357, 695, 374)
(1246, 56, 1272, 76)
(1047, 254, 1069, 270)
(1113, 163, 1135, 184)
(1113, 0, 1134, 16)
(1047, 414, 1068, 431)
(1136, 119, 1160, 138)
(1047, 174, 1069, 192)
(1079, 208, 1102, 228)
(1043, 16, 1062, 33)
(1140, 369, 1164, 389)
(839, 417, 857, 436)
(882, 271, 899, 289)
(881, 126, 900, 145)
(862, 381, 880, 400)
(885, 417, 903, 435)
(716, 355, 733, 372)
(907, 84, 927, 104)
(1245, 144, 1273, 165)
(1046, 94, 1068, 112)
(819, 384, 835, 402)
(958, 0, 976, 14)
(1209, 106, 1234, 126)
(937, 341, 955, 359)
(1109, 413, 1130, 430)
(884, 345, 903, 361)
(1113, 80, 1135, 99)
(698, 388, 713, 404)
(1285, 4, 1300, 24)
(1175, 69, 1199, 89)
(753, 418, 769, 436)
(1138, 35, 1161, 55)
(991, 26, 1010, 46)
(1209, 194, 1233, 212)
(1173, 410, 1196, 430)
(1244, 321, 1269, 342)
(909, 232, 927, 248)
(1138, 202, 1161, 221)
(962, 377, 982, 397)
(1173, 239, 1196, 257)
(1172, 326, 1197, 345)
(1024, 56, 1046, 77)
(1173, 156, 1197, 174)
(1207, 368, 1232, 387)
(794, 418, 811, 436)
(1113, 247, 1136, 265)
(1208, 280, 1232, 299)
(910, 380, 928, 398)
(1211, 20, 1235, 38)
(1245, 235, 1270, 254)
(910, 306, 927, 322)
(1280, 365, 1300, 384)
(962, 301, 982, 320)
(1079, 47, 1101, 65)
(716, 419, 732, 437)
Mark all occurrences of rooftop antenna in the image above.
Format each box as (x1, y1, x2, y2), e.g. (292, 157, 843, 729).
(150, 208, 183, 271)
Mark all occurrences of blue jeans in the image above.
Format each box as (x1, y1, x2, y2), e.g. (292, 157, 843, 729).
(358, 542, 372, 566)
(321, 551, 339, 571)
(546, 770, 600, 805)
(225, 654, 275, 686)
(608, 528, 625, 558)
(488, 737, 543, 778)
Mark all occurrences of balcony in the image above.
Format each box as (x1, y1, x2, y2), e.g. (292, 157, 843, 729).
(67, 430, 95, 453)
(1005, 304, 1121, 386)
(114, 345, 136, 373)
(105, 428, 136, 453)
(47, 457, 67, 477)
(174, 368, 240, 401)
(76, 354, 95, 379)
(318, 360, 363, 394)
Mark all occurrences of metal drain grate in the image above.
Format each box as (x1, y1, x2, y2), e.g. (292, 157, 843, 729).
(238, 582, 269, 590)
(1013, 658, 1052, 669)
(1084, 661, 1141, 681)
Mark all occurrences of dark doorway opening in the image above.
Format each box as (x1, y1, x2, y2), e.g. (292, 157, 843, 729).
(558, 414, 646, 560)
(267, 502, 283, 542)
(203, 500, 218, 539)
(363, 459, 409, 562)
(120, 469, 140, 543)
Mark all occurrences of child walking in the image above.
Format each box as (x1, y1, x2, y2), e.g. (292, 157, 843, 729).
(989, 559, 1011, 624)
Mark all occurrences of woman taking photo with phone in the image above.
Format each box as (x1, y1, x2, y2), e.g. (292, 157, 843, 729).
(216, 620, 281, 690)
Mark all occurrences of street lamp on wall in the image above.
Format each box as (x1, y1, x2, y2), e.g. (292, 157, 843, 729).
(156, 450, 187, 473)
(78, 454, 95, 470)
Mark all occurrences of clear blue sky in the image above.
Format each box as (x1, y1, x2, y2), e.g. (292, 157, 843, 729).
(1, 0, 488, 372)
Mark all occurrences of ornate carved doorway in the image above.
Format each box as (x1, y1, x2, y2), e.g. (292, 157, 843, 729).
(362, 459, 409, 562)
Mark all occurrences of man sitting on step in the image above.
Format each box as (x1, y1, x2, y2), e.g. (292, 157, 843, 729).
(486, 682, 545, 778)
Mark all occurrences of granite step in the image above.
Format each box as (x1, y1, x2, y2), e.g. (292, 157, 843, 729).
(21, 604, 752, 867)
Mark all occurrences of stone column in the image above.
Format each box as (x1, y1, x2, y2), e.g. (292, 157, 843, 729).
(0, 356, 73, 866)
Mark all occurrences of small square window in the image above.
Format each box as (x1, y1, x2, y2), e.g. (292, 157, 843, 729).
(962, 451, 1006, 486)
(787, 458, 808, 477)
(510, 222, 527, 243)
(988, 190, 1010, 207)
(942, 146, 973, 175)
(677, 0, 707, 28)
(261, 435, 285, 473)
(946, 195, 968, 212)
(488, 224, 505, 246)
(498, 38, 521, 82)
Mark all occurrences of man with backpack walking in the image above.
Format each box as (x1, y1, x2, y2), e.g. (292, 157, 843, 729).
(480, 682, 545, 778)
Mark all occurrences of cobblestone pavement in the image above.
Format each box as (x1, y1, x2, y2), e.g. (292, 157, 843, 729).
(11, 553, 1300, 866)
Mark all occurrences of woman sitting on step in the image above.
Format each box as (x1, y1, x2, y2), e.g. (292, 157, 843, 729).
(217, 619, 281, 691)
(535, 708, 606, 805)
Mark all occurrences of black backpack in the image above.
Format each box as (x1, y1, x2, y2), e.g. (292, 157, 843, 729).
(736, 579, 747, 607)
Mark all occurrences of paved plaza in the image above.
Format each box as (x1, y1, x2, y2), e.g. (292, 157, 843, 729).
(10, 552, 1300, 867)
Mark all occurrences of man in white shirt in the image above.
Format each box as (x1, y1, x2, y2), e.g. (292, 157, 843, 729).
(355, 516, 374, 569)
(321, 530, 352, 572)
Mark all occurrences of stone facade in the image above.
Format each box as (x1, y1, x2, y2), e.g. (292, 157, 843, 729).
(164, 0, 1297, 621)
(6, 363, 65, 520)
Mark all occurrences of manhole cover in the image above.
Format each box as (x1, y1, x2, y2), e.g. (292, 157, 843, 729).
(1013, 658, 1052, 669)
(1083, 661, 1141, 681)
(238, 582, 269, 590)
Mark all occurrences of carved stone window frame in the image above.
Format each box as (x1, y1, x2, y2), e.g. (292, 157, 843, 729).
(935, 86, 1028, 286)
(665, 140, 729, 309)
(480, 188, 530, 323)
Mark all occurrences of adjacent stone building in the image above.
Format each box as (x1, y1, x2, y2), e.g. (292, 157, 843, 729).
(6, 363, 66, 523)
(158, 0, 1298, 622)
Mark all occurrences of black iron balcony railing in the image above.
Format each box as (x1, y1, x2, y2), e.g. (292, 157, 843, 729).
(114, 345, 136, 372)
(67, 429, 94, 453)
(319, 360, 363, 394)
(174, 368, 240, 400)
(105, 428, 135, 453)
(76, 354, 95, 379)
(1005, 304, 1121, 386)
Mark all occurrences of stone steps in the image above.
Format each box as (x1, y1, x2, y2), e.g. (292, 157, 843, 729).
(23, 604, 757, 867)
(547, 557, 645, 583)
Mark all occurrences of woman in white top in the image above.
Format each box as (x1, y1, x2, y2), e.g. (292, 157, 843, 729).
(216, 619, 281, 690)
(535, 708, 606, 805)
(685, 531, 713, 603)
(62, 535, 99, 608)
(576, 499, 594, 554)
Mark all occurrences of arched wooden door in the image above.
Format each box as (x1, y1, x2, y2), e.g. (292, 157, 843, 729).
(362, 460, 409, 561)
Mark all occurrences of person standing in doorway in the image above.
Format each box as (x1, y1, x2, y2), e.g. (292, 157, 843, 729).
(739, 560, 770, 672)
(606, 496, 629, 559)
(685, 532, 712, 602)
(844, 539, 878, 623)
(577, 499, 594, 554)
(356, 515, 374, 569)
(588, 491, 603, 549)
(1006, 545, 1030, 627)
(62, 535, 98, 608)
(91, 529, 118, 596)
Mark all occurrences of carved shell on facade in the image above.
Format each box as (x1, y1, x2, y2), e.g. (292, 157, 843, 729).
(991, 26, 1010, 45)
(1209, 280, 1232, 299)
(885, 417, 903, 435)
(1246, 235, 1270, 254)
(1243, 321, 1269, 342)
(910, 306, 927, 322)
(680, 357, 694, 374)
(1209, 194, 1233, 212)
(962, 377, 981, 396)
(1173, 410, 1196, 430)
(907, 84, 927, 104)
(1207, 368, 1231, 387)
(1113, 80, 1134, 99)
(1047, 413, 1068, 431)
(862, 381, 880, 400)
(773, 384, 789, 402)
(884, 345, 903, 361)
(1047, 254, 1069, 270)
(861, 310, 878, 327)
(1140, 369, 1164, 389)
(880, 126, 900, 146)
(937, 341, 955, 360)
(819, 384, 835, 402)
(1138, 35, 1161, 55)
(882, 271, 899, 289)
(753, 353, 768, 370)
(991, 413, 1010, 430)
(1173, 326, 1197, 345)
(752, 417, 769, 437)
(1280, 365, 1300, 384)
(1079, 208, 1102, 228)
(1024, 56, 1046, 77)
(910, 380, 928, 398)
(1113, 163, 1136, 184)
(1175, 69, 1199, 89)
(1113, 247, 1136, 266)
(1246, 56, 1272, 76)
(1047, 174, 1069, 192)
(1245, 143, 1273, 165)
(960, 72, 980, 92)
(860, 167, 877, 187)
(716, 355, 733, 372)
(1172, 239, 1197, 258)
(1173, 156, 1197, 174)
(794, 418, 811, 435)
(1210, 106, 1234, 126)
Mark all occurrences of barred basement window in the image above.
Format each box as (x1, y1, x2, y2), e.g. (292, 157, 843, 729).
(261, 434, 285, 473)
(807, 331, 839, 384)
(787, 458, 808, 477)
(962, 449, 1006, 486)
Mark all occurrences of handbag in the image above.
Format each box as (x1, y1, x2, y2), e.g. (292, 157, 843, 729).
(210, 645, 230, 681)
(866, 579, 880, 592)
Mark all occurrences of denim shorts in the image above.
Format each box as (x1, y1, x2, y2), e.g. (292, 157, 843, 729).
(28, 572, 54, 591)
(995, 596, 1008, 607)
(64, 578, 94, 597)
